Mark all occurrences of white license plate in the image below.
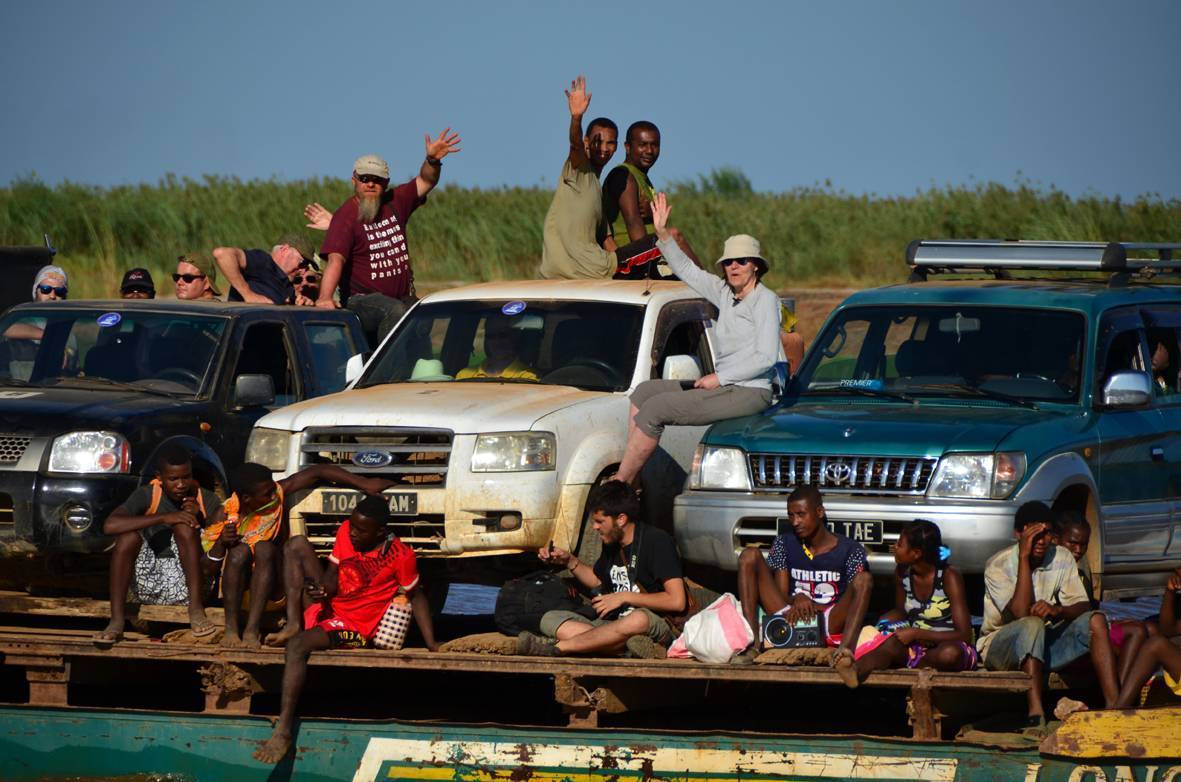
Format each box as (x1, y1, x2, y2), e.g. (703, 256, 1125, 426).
(320, 491, 417, 516)
(777, 518, 884, 545)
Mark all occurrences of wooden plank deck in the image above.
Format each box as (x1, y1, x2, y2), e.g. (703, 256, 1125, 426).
(0, 624, 1032, 739)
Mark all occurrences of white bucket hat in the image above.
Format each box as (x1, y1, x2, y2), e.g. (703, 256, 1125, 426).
(409, 358, 452, 382)
(716, 234, 769, 276)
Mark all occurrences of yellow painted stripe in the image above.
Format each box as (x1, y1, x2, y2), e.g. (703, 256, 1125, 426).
(1043, 706, 1181, 759)
(353, 738, 959, 782)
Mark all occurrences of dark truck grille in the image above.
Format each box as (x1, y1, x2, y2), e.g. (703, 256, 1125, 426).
(300, 427, 452, 486)
(301, 515, 446, 554)
(749, 453, 937, 495)
(0, 435, 31, 464)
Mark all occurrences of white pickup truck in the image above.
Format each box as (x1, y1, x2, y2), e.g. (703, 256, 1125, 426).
(245, 279, 718, 570)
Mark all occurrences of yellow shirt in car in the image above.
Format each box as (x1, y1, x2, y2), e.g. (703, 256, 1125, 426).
(781, 303, 798, 334)
(456, 359, 539, 382)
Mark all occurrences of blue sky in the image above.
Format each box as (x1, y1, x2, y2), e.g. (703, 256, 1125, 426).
(2, 1, 1178, 198)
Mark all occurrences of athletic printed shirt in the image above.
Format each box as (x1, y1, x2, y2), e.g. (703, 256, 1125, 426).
(321, 180, 425, 302)
(767, 532, 868, 606)
(322, 520, 420, 639)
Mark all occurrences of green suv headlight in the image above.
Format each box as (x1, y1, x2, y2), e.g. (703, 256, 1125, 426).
(928, 452, 1027, 499)
(246, 428, 290, 472)
(471, 432, 555, 472)
(689, 444, 752, 491)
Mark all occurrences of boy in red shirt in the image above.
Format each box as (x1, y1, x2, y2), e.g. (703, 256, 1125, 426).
(254, 496, 437, 764)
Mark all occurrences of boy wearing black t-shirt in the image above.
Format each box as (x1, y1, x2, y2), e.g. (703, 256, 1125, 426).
(518, 480, 686, 658)
(737, 485, 871, 662)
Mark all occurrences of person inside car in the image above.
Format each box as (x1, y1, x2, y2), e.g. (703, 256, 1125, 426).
(455, 314, 539, 381)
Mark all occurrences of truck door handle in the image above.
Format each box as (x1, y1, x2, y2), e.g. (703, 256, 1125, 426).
(1151, 447, 1165, 461)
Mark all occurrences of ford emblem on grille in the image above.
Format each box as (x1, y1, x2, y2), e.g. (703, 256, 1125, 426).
(352, 451, 393, 468)
(824, 463, 852, 484)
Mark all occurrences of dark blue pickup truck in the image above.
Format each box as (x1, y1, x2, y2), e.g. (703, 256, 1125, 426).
(0, 299, 365, 566)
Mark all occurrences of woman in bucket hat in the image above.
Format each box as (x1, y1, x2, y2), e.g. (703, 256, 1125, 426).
(613, 192, 781, 486)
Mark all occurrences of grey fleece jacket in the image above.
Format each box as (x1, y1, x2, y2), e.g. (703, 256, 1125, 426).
(657, 238, 782, 391)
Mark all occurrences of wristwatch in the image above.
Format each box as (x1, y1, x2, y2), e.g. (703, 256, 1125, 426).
(426, 155, 442, 167)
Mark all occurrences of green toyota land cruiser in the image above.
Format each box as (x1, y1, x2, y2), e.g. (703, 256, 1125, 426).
(674, 240, 1181, 599)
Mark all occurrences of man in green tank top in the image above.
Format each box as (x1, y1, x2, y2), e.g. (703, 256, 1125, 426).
(602, 121, 692, 278)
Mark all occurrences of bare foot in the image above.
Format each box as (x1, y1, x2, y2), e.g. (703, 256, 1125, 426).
(242, 629, 262, 649)
(93, 620, 124, 646)
(253, 732, 292, 764)
(221, 631, 244, 648)
(832, 648, 859, 689)
(264, 624, 300, 648)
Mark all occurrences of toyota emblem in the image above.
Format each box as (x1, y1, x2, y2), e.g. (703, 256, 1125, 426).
(824, 463, 852, 484)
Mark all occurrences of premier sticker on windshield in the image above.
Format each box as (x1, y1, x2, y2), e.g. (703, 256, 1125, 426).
(501, 301, 526, 316)
(96, 312, 122, 328)
(840, 379, 884, 390)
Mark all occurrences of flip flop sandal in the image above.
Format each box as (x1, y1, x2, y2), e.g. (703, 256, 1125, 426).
(190, 618, 218, 639)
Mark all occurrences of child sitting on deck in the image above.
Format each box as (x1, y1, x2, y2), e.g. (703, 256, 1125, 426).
(976, 501, 1120, 733)
(254, 496, 438, 764)
(201, 462, 395, 648)
(95, 444, 220, 644)
(735, 485, 872, 667)
(834, 520, 977, 687)
(1114, 567, 1181, 708)
(1054, 510, 1149, 687)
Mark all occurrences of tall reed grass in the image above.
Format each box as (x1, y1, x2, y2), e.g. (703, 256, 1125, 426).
(1, 170, 1177, 298)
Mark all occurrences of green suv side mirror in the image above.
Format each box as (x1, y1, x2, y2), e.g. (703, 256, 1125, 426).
(1101, 370, 1152, 408)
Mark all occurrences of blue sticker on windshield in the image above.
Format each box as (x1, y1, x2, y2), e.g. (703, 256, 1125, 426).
(96, 312, 122, 328)
(501, 300, 526, 316)
(839, 379, 883, 390)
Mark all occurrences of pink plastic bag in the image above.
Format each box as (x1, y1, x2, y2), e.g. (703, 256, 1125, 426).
(668, 593, 755, 664)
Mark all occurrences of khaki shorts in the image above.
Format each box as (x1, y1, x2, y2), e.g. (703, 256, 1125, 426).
(630, 379, 772, 439)
(540, 607, 674, 646)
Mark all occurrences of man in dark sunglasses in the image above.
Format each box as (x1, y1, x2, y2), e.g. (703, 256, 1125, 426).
(213, 234, 319, 306)
(174, 253, 221, 301)
(314, 130, 461, 345)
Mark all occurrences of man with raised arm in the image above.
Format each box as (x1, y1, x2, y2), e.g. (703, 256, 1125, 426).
(315, 130, 462, 344)
(538, 75, 620, 280)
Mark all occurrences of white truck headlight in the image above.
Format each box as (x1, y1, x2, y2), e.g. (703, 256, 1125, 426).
(928, 452, 1026, 499)
(246, 428, 290, 472)
(48, 431, 130, 474)
(689, 444, 752, 491)
(471, 432, 555, 472)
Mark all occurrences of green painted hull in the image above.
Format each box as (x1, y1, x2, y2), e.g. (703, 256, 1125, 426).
(0, 706, 1175, 782)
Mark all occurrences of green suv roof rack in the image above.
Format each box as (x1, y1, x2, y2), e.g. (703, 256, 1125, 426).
(906, 240, 1181, 284)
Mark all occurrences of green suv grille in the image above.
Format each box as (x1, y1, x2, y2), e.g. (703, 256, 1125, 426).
(748, 453, 938, 495)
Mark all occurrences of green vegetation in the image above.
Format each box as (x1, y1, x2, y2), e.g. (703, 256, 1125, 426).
(1, 170, 1178, 298)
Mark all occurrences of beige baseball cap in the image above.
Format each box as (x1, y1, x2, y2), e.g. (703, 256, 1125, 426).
(353, 154, 390, 179)
(716, 234, 769, 275)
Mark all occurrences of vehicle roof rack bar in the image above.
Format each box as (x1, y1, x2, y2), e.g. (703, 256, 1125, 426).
(907, 240, 1130, 273)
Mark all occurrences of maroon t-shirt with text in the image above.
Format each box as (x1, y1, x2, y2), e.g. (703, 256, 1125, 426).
(321, 179, 424, 301)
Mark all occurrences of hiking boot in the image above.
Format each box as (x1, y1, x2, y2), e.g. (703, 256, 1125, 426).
(516, 631, 559, 657)
(625, 635, 667, 660)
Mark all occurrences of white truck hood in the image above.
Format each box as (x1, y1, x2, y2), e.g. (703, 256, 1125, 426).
(257, 382, 611, 434)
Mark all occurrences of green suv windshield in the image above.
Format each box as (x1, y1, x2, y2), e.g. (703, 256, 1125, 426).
(798, 305, 1085, 404)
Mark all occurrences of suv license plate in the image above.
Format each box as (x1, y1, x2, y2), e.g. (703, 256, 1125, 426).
(321, 491, 417, 516)
(776, 518, 884, 545)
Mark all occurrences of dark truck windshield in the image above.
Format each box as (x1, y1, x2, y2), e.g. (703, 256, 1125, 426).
(359, 300, 645, 392)
(0, 308, 227, 396)
(798, 305, 1086, 404)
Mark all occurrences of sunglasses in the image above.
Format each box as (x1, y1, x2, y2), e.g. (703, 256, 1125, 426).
(355, 174, 389, 185)
(721, 258, 752, 268)
(37, 284, 68, 296)
(292, 272, 320, 286)
(172, 273, 206, 283)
